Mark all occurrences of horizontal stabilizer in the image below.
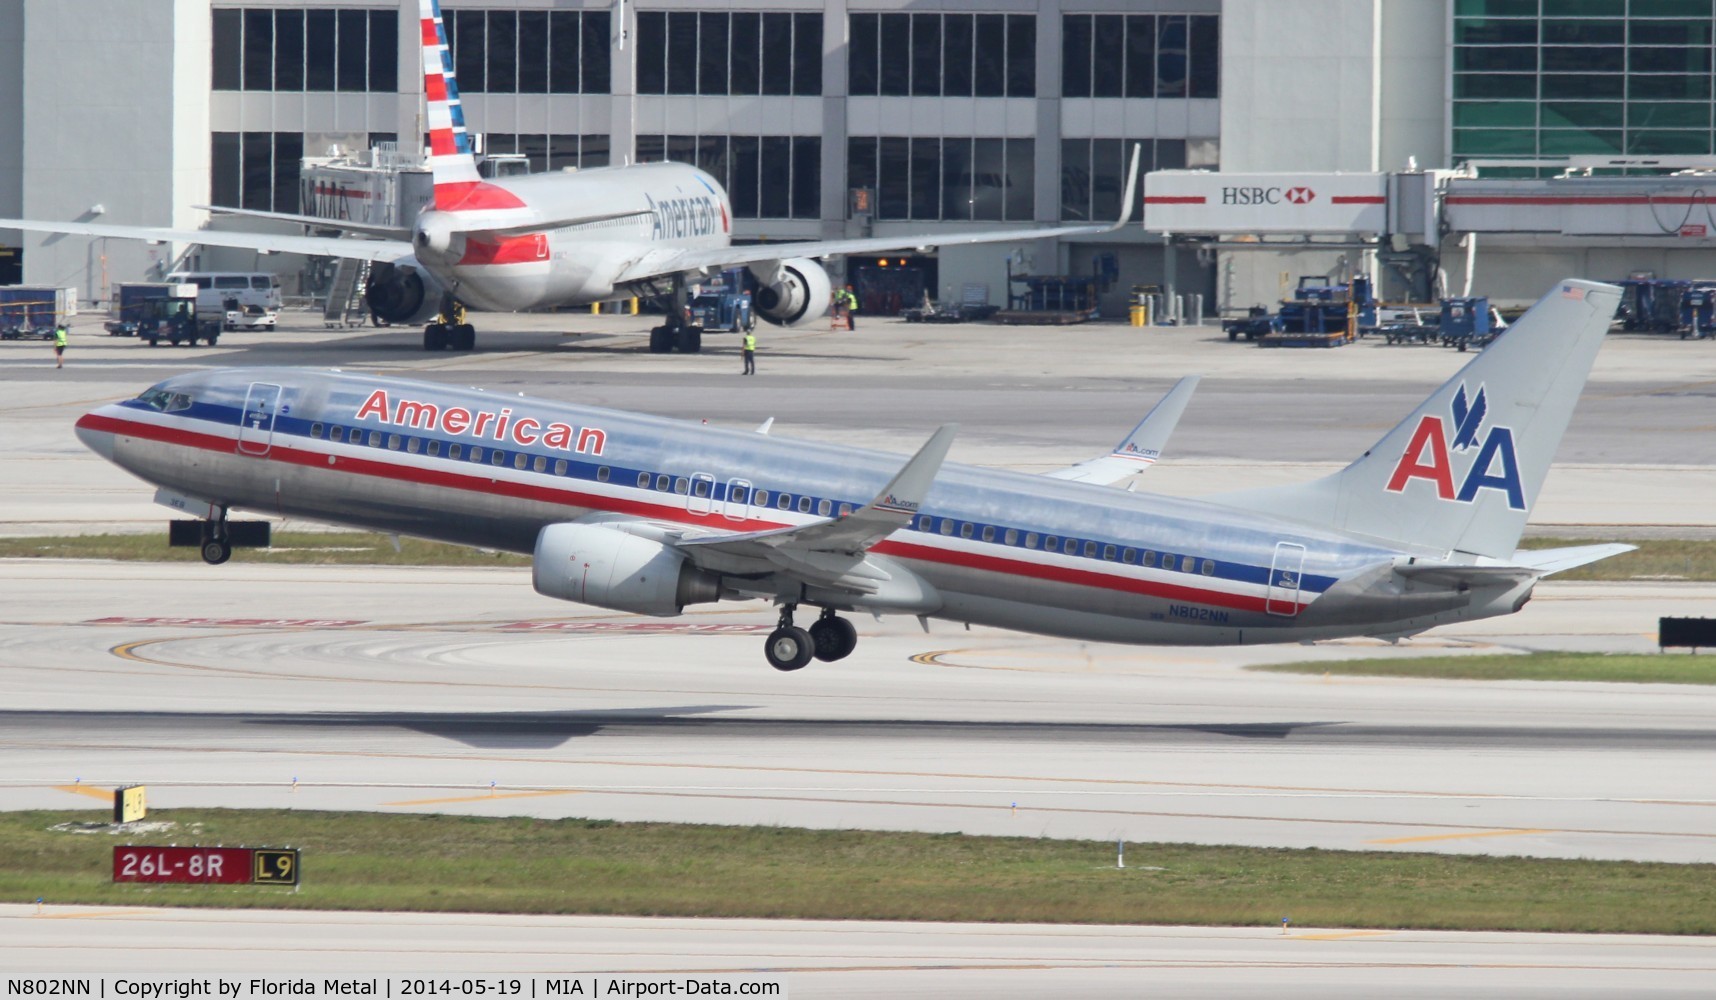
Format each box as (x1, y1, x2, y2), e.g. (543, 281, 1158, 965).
(1392, 562, 1539, 588)
(1048, 376, 1200, 484)
(1508, 543, 1635, 576)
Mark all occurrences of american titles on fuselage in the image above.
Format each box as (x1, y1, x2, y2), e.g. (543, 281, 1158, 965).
(353, 389, 607, 456)
(1385, 382, 1526, 511)
(647, 192, 725, 241)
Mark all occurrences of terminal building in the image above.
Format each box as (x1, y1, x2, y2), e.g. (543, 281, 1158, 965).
(5, 0, 1716, 317)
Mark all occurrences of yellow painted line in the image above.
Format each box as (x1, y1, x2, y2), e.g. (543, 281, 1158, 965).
(383, 789, 584, 807)
(1291, 930, 1394, 941)
(54, 784, 111, 801)
(1368, 828, 1551, 845)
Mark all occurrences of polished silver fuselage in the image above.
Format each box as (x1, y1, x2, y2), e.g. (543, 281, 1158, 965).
(78, 368, 1534, 646)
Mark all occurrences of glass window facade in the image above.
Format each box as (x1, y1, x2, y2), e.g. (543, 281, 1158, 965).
(212, 7, 397, 92)
(444, 9, 611, 94)
(636, 12, 820, 95)
(1453, 0, 1716, 165)
(1060, 138, 1188, 222)
(849, 13, 1034, 97)
(1061, 14, 1219, 98)
(480, 134, 611, 173)
(637, 135, 820, 219)
(211, 132, 304, 213)
(848, 137, 1034, 221)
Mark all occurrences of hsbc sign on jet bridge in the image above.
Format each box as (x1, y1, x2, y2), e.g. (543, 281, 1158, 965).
(1143, 172, 1389, 234)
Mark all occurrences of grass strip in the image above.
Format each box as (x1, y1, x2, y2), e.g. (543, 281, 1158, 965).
(8, 809, 1716, 934)
(1250, 651, 1716, 684)
(0, 531, 528, 567)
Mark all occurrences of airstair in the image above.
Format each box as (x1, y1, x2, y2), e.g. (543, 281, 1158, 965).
(322, 258, 370, 327)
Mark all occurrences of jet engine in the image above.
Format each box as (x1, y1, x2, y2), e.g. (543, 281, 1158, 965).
(532, 523, 722, 617)
(747, 257, 832, 327)
(363, 259, 445, 325)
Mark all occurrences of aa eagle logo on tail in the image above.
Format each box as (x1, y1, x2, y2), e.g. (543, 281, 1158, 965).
(1386, 382, 1525, 511)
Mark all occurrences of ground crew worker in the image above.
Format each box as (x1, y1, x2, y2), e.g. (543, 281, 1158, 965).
(837, 285, 859, 330)
(742, 327, 756, 375)
(52, 323, 67, 368)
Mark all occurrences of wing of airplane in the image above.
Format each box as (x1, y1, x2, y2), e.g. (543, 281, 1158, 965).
(0, 216, 414, 263)
(671, 425, 957, 593)
(613, 145, 1144, 287)
(195, 205, 413, 240)
(1047, 376, 1200, 485)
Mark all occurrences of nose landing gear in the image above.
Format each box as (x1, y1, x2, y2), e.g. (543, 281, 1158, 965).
(764, 605, 859, 671)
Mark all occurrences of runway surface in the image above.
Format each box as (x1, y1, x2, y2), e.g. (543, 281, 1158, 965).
(4, 904, 1714, 998)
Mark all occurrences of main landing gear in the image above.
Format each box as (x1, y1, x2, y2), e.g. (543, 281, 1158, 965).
(765, 605, 859, 671)
(200, 508, 232, 565)
(645, 274, 703, 354)
(424, 295, 476, 351)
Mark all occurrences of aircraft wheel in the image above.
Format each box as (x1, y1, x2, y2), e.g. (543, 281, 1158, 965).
(648, 326, 672, 353)
(146, 337, 158, 347)
(424, 324, 448, 350)
(453, 324, 476, 351)
(200, 538, 232, 565)
(809, 616, 858, 662)
(764, 626, 814, 672)
(677, 326, 702, 353)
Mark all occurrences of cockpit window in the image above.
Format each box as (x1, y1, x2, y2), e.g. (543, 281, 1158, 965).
(136, 388, 192, 412)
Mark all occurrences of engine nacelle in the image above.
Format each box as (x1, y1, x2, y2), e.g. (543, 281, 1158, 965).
(747, 257, 832, 327)
(364, 258, 445, 325)
(532, 523, 721, 617)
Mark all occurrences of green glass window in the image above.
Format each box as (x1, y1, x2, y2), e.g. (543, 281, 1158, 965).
(1455, 73, 1537, 99)
(1456, 46, 1537, 72)
(1455, 18, 1538, 45)
(1631, 0, 1712, 16)
(1541, 73, 1625, 99)
(1630, 20, 1712, 45)
(1543, 46, 1624, 72)
(1454, 101, 1538, 128)
(1542, 102, 1625, 128)
(1455, 0, 1539, 15)
(1626, 130, 1713, 154)
(1539, 129, 1623, 154)
(1542, 0, 1624, 16)
(1542, 20, 1623, 45)
(1453, 129, 1539, 156)
(1631, 47, 1713, 73)
(1629, 103, 1712, 129)
(1630, 75, 1713, 100)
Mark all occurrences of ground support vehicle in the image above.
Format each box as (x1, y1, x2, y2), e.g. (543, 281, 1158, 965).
(129, 286, 221, 346)
(1232, 276, 1375, 347)
(0, 285, 71, 339)
(1439, 297, 1501, 352)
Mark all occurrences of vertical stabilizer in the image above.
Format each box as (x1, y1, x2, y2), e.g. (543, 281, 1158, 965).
(418, 0, 524, 212)
(1207, 279, 1621, 559)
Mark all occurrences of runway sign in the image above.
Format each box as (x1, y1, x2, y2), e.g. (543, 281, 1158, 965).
(113, 846, 300, 886)
(112, 785, 146, 824)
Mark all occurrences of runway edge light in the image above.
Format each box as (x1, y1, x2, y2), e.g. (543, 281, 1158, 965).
(113, 785, 146, 824)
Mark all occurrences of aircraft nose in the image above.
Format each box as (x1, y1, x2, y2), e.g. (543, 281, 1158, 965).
(75, 411, 115, 460)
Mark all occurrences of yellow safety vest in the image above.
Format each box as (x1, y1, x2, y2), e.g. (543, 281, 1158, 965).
(743, 332, 756, 351)
(54, 327, 67, 347)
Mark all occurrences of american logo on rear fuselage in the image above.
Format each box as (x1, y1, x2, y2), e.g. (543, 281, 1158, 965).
(354, 389, 607, 455)
(1385, 383, 1525, 510)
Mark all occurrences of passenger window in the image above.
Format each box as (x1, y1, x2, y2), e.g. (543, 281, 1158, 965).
(839, 503, 853, 516)
(1025, 532, 1038, 548)
(407, 437, 421, 454)
(777, 493, 791, 510)
(981, 526, 995, 542)
(555, 459, 568, 476)
(493, 450, 507, 466)
(1202, 559, 1215, 576)
(1103, 544, 1116, 561)
(1083, 541, 1096, 557)
(470, 445, 484, 462)
(387, 434, 401, 450)
(797, 495, 811, 513)
(674, 477, 689, 494)
(940, 519, 954, 536)
(1122, 548, 1136, 564)
(960, 523, 974, 539)
(754, 489, 768, 506)
(917, 515, 932, 530)
(1045, 535, 1058, 550)
(449, 443, 462, 460)
(637, 472, 650, 488)
(330, 426, 344, 442)
(817, 498, 831, 515)
(595, 465, 607, 481)
(694, 479, 711, 498)
(657, 474, 671, 491)
(732, 486, 748, 504)
(1161, 554, 1176, 571)
(1143, 550, 1156, 567)
(1065, 538, 1079, 555)
(530, 455, 544, 472)
(368, 430, 382, 448)
(310, 423, 323, 439)
(428, 440, 440, 457)
(1003, 528, 1017, 545)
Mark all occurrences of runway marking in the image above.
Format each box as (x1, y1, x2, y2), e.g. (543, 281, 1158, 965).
(54, 784, 111, 801)
(1367, 828, 1552, 845)
(383, 789, 585, 806)
(1291, 930, 1395, 941)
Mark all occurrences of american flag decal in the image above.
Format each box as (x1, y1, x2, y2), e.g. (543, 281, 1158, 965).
(1561, 284, 1585, 300)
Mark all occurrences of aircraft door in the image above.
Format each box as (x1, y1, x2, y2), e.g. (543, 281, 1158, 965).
(1266, 542, 1306, 617)
(688, 472, 716, 516)
(724, 478, 753, 522)
(236, 382, 283, 457)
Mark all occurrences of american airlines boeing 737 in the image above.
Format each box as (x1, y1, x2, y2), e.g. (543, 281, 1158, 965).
(1, 0, 1137, 354)
(75, 280, 1630, 670)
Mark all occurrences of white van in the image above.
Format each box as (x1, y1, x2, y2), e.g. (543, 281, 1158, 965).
(165, 271, 282, 330)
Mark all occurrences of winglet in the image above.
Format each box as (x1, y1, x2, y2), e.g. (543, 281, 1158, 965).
(864, 424, 958, 524)
(1047, 375, 1200, 484)
(1101, 143, 1143, 233)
